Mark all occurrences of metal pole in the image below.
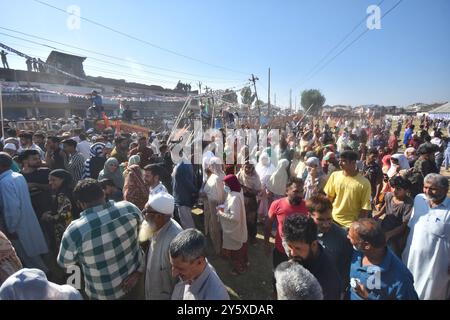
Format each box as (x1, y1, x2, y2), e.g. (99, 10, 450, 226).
(268, 68, 271, 121)
(250, 74, 260, 126)
(210, 94, 215, 128)
(0, 85, 4, 139)
(296, 103, 314, 126)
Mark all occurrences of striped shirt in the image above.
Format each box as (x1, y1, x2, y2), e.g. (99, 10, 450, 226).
(67, 152, 85, 183)
(57, 200, 144, 300)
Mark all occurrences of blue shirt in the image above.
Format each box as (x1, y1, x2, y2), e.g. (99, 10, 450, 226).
(350, 248, 418, 300)
(172, 160, 197, 207)
(403, 128, 413, 145)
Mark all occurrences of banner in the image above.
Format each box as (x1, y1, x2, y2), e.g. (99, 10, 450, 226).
(38, 93, 69, 104)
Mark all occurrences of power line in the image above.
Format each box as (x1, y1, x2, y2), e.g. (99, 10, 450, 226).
(294, 0, 403, 92)
(293, 0, 386, 89)
(2, 42, 244, 89)
(0, 33, 244, 85)
(33, 0, 249, 75)
(2, 41, 251, 99)
(0, 26, 243, 82)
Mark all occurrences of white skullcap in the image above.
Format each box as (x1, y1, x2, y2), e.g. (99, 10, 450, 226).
(0, 268, 82, 300)
(209, 156, 222, 165)
(3, 143, 17, 151)
(146, 192, 174, 216)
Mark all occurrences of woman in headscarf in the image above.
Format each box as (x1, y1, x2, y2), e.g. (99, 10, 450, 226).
(255, 152, 276, 223)
(381, 154, 392, 174)
(0, 231, 22, 286)
(42, 169, 75, 256)
(303, 157, 327, 200)
(387, 154, 410, 179)
(123, 164, 148, 210)
(217, 175, 248, 275)
(237, 161, 262, 244)
(380, 153, 410, 202)
(122, 154, 141, 179)
(203, 157, 226, 255)
(98, 157, 124, 190)
(82, 142, 106, 179)
(266, 159, 290, 205)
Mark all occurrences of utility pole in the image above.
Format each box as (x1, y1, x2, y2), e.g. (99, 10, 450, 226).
(294, 96, 297, 113)
(268, 68, 271, 121)
(198, 81, 202, 94)
(289, 89, 292, 114)
(249, 74, 260, 126)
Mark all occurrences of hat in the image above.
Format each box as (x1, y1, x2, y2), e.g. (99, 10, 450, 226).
(417, 143, 438, 155)
(305, 151, 316, 159)
(3, 143, 17, 151)
(146, 192, 174, 216)
(86, 128, 94, 134)
(0, 268, 82, 300)
(323, 152, 335, 161)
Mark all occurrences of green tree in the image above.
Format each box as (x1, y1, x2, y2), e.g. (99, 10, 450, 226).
(240, 86, 256, 106)
(222, 89, 238, 104)
(255, 99, 265, 106)
(300, 89, 326, 115)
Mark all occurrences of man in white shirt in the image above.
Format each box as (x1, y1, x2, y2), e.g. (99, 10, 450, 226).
(402, 173, 450, 300)
(144, 164, 167, 197)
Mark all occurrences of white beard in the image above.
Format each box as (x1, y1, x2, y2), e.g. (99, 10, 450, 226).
(139, 220, 157, 242)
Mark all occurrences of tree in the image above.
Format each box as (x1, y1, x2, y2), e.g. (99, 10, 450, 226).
(300, 89, 326, 115)
(240, 86, 256, 106)
(175, 81, 191, 92)
(222, 89, 238, 104)
(255, 99, 265, 106)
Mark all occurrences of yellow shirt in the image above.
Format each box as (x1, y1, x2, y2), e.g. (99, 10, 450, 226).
(323, 171, 372, 228)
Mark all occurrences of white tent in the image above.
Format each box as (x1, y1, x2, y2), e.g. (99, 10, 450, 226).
(428, 102, 450, 119)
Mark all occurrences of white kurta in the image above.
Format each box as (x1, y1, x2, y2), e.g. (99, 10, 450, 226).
(402, 194, 450, 300)
(218, 191, 247, 251)
(203, 174, 225, 255)
(0, 170, 48, 258)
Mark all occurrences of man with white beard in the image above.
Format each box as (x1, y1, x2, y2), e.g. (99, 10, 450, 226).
(402, 173, 450, 300)
(140, 192, 183, 300)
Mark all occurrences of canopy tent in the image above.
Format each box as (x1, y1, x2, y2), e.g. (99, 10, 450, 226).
(428, 102, 450, 119)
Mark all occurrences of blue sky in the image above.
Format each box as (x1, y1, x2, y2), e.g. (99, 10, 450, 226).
(1, 0, 449, 108)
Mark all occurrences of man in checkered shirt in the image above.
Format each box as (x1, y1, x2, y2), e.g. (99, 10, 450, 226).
(57, 179, 144, 300)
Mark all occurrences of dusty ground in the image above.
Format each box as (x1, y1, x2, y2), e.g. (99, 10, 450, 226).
(192, 213, 274, 300)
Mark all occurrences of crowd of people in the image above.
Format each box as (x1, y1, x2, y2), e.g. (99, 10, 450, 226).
(0, 113, 449, 300)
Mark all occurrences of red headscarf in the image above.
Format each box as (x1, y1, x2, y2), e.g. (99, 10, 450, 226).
(382, 155, 392, 168)
(223, 174, 241, 192)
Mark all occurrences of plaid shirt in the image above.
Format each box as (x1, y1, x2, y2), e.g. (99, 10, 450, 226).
(57, 200, 144, 300)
